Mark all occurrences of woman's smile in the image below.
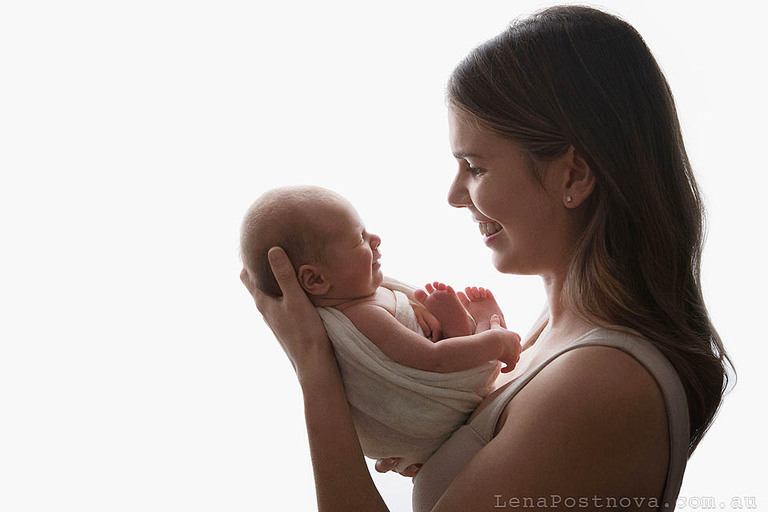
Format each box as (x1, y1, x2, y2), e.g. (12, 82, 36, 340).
(478, 221, 504, 243)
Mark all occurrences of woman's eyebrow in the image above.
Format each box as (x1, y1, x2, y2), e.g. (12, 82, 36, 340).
(453, 151, 482, 160)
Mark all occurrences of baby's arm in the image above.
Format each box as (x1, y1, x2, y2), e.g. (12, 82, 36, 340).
(344, 304, 521, 373)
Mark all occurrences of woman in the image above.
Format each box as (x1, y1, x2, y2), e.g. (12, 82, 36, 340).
(241, 6, 731, 511)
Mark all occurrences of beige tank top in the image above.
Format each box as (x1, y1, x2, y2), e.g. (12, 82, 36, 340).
(411, 326, 690, 511)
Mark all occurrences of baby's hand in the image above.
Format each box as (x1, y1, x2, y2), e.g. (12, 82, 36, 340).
(410, 300, 442, 342)
(490, 314, 522, 373)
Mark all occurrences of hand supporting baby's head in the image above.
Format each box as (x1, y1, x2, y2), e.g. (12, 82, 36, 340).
(241, 186, 383, 304)
(240, 186, 342, 297)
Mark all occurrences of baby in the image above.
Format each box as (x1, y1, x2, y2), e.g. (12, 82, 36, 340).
(240, 186, 521, 471)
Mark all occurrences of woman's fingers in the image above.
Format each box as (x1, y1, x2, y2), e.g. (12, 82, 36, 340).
(240, 267, 258, 296)
(267, 247, 303, 297)
(241, 247, 331, 376)
(401, 464, 423, 477)
(249, 247, 309, 316)
(240, 264, 279, 318)
(374, 458, 422, 477)
(241, 267, 275, 317)
(374, 458, 399, 473)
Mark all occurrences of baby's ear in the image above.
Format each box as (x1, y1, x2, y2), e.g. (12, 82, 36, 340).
(298, 264, 331, 295)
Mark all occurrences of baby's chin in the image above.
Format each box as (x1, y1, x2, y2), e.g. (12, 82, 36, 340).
(374, 272, 385, 287)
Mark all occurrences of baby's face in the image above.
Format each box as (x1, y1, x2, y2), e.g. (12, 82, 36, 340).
(315, 200, 383, 300)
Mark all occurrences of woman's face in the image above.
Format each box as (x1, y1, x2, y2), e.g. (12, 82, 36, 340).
(446, 109, 572, 276)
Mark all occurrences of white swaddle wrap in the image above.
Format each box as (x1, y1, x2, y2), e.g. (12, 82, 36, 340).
(316, 282, 500, 472)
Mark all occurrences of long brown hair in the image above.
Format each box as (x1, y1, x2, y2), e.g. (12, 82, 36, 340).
(448, 5, 732, 454)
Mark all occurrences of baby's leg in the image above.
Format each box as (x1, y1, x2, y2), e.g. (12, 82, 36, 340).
(458, 287, 505, 333)
(414, 282, 473, 338)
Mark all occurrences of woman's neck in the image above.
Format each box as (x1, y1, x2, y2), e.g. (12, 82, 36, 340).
(542, 271, 569, 326)
(535, 272, 596, 351)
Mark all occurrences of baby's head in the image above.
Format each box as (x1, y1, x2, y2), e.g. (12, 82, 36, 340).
(240, 186, 383, 302)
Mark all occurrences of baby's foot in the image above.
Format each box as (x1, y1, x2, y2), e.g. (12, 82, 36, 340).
(414, 282, 473, 338)
(458, 287, 505, 333)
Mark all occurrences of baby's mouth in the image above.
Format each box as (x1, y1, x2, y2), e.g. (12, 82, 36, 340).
(479, 222, 503, 237)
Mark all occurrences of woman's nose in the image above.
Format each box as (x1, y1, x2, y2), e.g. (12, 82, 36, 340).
(447, 172, 471, 208)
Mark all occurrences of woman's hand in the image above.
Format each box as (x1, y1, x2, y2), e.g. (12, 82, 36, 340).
(240, 247, 331, 374)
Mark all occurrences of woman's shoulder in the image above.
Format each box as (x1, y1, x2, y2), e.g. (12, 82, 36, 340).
(497, 327, 674, 436)
(508, 341, 668, 421)
(414, 328, 685, 511)
(493, 342, 670, 498)
(421, 342, 670, 511)
(472, 326, 671, 427)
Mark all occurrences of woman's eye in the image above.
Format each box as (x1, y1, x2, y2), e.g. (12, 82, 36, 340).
(467, 165, 485, 176)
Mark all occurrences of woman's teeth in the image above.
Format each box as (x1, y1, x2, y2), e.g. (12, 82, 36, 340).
(479, 222, 503, 236)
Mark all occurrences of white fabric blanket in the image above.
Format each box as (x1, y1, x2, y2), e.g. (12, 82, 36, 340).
(316, 281, 500, 472)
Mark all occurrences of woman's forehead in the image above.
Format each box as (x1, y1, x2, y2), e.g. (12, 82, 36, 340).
(448, 110, 514, 161)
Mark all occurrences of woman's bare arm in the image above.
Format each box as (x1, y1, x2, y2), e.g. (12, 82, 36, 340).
(431, 346, 669, 512)
(241, 247, 389, 512)
(299, 351, 389, 512)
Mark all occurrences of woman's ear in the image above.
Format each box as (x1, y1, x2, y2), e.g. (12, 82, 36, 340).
(561, 146, 595, 208)
(298, 264, 331, 295)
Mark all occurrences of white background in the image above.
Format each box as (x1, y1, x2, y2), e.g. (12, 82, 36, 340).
(1, 1, 765, 510)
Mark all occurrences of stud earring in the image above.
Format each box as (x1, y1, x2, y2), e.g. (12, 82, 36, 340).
(566, 196, 573, 203)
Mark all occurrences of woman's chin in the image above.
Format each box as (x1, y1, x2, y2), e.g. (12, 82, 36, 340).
(491, 252, 524, 275)
(491, 252, 511, 273)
